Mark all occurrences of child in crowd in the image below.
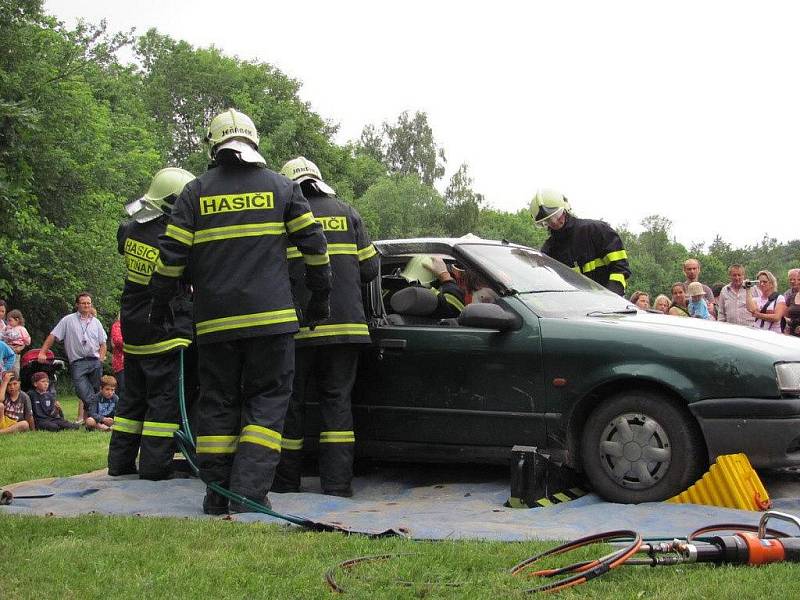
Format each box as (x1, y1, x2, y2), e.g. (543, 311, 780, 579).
(0, 372, 33, 434)
(85, 374, 118, 431)
(0, 339, 15, 377)
(687, 281, 711, 319)
(3, 309, 31, 377)
(29, 371, 79, 432)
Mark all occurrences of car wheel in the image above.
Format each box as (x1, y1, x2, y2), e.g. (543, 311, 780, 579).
(580, 390, 706, 503)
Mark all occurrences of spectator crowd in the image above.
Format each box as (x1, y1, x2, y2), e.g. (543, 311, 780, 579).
(0, 293, 120, 435)
(630, 259, 800, 337)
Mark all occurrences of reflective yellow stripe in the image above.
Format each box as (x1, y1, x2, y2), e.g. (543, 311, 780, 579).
(281, 438, 304, 451)
(605, 249, 628, 263)
(286, 212, 315, 234)
(609, 272, 628, 288)
(536, 498, 553, 507)
(327, 243, 358, 255)
(581, 258, 603, 274)
(113, 417, 143, 435)
(553, 492, 571, 503)
(155, 258, 185, 278)
(194, 222, 285, 244)
(286, 246, 302, 260)
(142, 421, 180, 438)
(196, 435, 238, 454)
(165, 224, 194, 246)
(303, 252, 330, 266)
(295, 323, 370, 340)
(320, 430, 355, 443)
(123, 338, 192, 355)
(196, 309, 298, 336)
(444, 293, 465, 312)
(127, 272, 151, 285)
(357, 244, 377, 261)
(239, 424, 282, 452)
(581, 249, 629, 274)
(571, 266, 581, 273)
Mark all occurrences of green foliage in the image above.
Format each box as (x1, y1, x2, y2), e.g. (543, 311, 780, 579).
(474, 208, 547, 248)
(357, 110, 446, 186)
(444, 163, 484, 236)
(354, 174, 448, 240)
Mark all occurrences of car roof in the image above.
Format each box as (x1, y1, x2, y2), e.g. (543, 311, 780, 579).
(375, 237, 532, 257)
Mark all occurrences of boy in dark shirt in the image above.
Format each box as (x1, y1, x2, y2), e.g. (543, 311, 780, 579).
(29, 371, 79, 431)
(85, 375, 118, 431)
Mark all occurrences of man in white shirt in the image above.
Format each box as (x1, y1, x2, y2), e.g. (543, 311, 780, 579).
(38, 292, 107, 422)
(716, 264, 755, 327)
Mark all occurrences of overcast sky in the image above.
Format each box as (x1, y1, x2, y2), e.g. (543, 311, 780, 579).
(46, 0, 799, 249)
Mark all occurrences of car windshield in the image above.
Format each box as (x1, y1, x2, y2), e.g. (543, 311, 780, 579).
(458, 244, 635, 317)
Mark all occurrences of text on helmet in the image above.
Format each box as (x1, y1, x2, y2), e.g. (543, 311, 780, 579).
(199, 192, 274, 216)
(219, 126, 255, 139)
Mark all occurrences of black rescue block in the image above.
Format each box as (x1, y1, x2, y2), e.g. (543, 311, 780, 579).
(506, 445, 587, 508)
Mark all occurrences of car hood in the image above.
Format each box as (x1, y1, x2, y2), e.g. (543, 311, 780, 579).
(585, 311, 800, 360)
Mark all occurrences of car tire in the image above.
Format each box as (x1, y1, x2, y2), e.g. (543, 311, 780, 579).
(580, 390, 706, 503)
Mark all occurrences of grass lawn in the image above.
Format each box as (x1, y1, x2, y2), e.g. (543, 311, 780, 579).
(2, 397, 799, 598)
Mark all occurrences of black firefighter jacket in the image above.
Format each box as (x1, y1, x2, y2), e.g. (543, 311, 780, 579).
(288, 191, 379, 346)
(540, 214, 631, 295)
(150, 163, 331, 344)
(118, 217, 193, 356)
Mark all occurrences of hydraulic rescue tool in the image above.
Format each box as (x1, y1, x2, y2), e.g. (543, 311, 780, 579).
(511, 510, 800, 593)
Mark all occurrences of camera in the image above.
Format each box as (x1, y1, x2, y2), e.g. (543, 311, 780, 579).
(743, 279, 758, 289)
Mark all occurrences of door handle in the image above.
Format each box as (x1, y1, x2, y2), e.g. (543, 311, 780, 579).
(377, 338, 406, 360)
(378, 338, 407, 349)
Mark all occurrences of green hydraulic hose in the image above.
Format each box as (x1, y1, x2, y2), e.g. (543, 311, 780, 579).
(173, 349, 343, 529)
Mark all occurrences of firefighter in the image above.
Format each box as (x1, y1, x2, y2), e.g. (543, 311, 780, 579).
(530, 189, 630, 295)
(399, 255, 466, 318)
(273, 157, 378, 497)
(150, 109, 330, 514)
(108, 167, 195, 480)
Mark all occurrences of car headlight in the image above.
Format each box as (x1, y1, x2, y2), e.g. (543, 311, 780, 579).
(775, 363, 800, 393)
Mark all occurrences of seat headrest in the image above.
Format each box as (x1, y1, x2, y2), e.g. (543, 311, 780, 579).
(390, 286, 438, 316)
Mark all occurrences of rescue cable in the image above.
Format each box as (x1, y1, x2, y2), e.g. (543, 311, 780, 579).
(510, 510, 800, 593)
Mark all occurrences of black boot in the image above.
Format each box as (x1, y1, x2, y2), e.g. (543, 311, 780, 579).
(202, 488, 229, 515)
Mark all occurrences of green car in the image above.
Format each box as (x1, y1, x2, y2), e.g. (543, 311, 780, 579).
(334, 237, 800, 503)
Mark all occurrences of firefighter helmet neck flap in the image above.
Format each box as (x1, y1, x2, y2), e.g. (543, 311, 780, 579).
(125, 167, 195, 223)
(280, 156, 336, 196)
(205, 108, 266, 166)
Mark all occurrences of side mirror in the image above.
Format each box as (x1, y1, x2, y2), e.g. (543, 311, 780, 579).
(458, 303, 518, 332)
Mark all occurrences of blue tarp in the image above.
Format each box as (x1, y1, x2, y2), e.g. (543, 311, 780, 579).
(4, 465, 800, 540)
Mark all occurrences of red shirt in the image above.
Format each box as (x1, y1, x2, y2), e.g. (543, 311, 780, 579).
(111, 319, 124, 373)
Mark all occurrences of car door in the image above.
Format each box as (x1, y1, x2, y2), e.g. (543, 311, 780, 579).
(353, 297, 547, 456)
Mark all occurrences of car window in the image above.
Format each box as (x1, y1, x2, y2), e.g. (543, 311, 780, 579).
(458, 244, 634, 318)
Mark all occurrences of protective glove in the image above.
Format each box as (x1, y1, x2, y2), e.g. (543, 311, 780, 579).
(148, 300, 174, 330)
(304, 290, 330, 331)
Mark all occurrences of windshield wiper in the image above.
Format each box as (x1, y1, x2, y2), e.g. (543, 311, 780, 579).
(586, 308, 639, 316)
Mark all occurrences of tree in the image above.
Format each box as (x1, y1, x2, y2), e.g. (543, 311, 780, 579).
(353, 175, 447, 240)
(356, 111, 446, 186)
(443, 163, 483, 236)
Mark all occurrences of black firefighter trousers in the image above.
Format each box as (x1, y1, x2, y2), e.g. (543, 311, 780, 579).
(195, 334, 294, 501)
(274, 344, 359, 494)
(107, 351, 181, 479)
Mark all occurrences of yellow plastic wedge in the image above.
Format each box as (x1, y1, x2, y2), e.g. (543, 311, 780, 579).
(666, 453, 771, 511)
